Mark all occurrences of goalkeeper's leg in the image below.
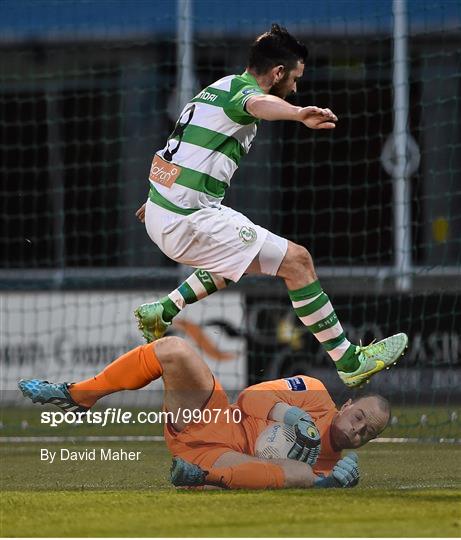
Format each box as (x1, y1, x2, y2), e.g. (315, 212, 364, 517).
(170, 452, 318, 489)
(171, 451, 359, 490)
(19, 342, 164, 410)
(19, 337, 216, 421)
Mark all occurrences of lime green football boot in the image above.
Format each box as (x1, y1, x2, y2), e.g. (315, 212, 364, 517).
(134, 302, 171, 343)
(337, 332, 408, 388)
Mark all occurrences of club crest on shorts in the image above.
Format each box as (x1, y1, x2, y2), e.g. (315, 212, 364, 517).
(239, 226, 257, 244)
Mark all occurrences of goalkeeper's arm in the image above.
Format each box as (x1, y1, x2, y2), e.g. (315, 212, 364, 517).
(313, 453, 360, 488)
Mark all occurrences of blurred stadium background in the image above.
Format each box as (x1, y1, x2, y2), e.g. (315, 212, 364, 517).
(1, 0, 460, 439)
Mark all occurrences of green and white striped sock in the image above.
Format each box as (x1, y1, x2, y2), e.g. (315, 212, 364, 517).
(288, 280, 359, 372)
(160, 269, 231, 322)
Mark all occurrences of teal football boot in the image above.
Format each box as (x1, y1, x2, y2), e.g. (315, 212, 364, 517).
(170, 457, 207, 487)
(18, 379, 88, 413)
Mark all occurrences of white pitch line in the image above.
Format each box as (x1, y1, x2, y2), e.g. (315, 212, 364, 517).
(1, 436, 460, 444)
(371, 437, 461, 444)
(397, 482, 459, 490)
(0, 435, 164, 443)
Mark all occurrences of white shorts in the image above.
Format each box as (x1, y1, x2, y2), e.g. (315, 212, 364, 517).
(145, 199, 283, 282)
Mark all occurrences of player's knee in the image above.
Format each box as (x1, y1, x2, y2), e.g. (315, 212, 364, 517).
(154, 336, 191, 368)
(290, 243, 314, 273)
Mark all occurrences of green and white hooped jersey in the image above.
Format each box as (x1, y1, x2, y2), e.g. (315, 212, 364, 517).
(148, 72, 264, 215)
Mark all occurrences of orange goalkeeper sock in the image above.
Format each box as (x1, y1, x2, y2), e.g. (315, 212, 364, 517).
(205, 462, 285, 489)
(69, 343, 162, 407)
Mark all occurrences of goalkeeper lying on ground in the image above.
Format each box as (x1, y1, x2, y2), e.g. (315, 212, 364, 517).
(19, 337, 390, 489)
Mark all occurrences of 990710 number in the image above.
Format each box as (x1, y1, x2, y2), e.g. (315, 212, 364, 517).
(180, 407, 242, 424)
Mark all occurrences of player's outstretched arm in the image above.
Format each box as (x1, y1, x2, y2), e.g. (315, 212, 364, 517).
(246, 94, 337, 129)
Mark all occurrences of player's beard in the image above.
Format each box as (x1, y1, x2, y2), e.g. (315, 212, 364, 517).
(269, 77, 293, 100)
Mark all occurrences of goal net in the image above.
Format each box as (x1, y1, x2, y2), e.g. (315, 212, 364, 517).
(1, 0, 460, 440)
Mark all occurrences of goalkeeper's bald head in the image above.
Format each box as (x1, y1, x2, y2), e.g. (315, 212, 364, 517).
(330, 394, 391, 450)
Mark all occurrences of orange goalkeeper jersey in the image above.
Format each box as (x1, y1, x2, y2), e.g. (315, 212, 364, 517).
(165, 375, 341, 475)
(236, 375, 340, 475)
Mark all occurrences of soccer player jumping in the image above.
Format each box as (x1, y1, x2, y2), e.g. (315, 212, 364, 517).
(135, 24, 408, 388)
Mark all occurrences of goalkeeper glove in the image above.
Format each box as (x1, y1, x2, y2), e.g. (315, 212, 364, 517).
(314, 452, 360, 488)
(284, 406, 321, 466)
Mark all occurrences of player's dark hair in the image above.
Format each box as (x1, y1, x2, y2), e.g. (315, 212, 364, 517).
(248, 24, 308, 75)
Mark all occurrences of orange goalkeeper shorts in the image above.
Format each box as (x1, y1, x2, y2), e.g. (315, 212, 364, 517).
(163, 377, 247, 470)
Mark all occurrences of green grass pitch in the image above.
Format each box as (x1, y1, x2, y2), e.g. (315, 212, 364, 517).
(1, 440, 460, 537)
(1, 406, 460, 537)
